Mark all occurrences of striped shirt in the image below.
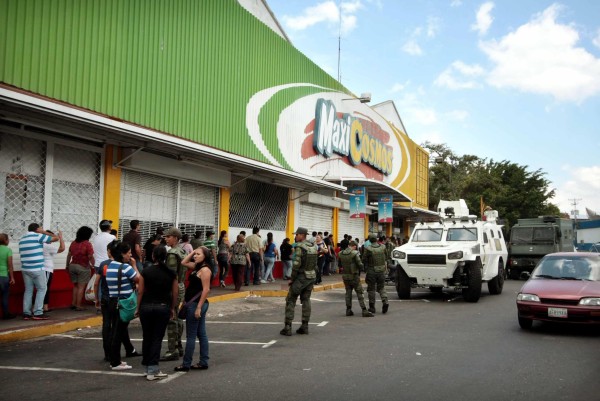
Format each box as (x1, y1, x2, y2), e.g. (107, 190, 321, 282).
(105, 261, 137, 299)
(19, 232, 52, 271)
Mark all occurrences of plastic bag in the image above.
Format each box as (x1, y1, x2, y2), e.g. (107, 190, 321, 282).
(85, 274, 97, 302)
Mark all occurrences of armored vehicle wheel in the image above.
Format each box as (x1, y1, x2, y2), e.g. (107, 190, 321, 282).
(488, 260, 505, 295)
(518, 316, 533, 329)
(430, 287, 443, 293)
(396, 268, 411, 299)
(462, 259, 482, 302)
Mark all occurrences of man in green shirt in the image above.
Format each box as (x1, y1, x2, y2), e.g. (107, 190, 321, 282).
(0, 233, 16, 319)
(203, 231, 217, 279)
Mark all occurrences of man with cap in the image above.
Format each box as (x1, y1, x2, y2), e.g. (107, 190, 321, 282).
(203, 230, 218, 279)
(280, 227, 318, 336)
(362, 234, 390, 314)
(338, 241, 373, 317)
(161, 227, 187, 361)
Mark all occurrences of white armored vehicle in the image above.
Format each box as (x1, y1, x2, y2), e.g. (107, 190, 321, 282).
(392, 200, 508, 303)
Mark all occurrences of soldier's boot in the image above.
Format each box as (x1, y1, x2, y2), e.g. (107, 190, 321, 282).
(177, 341, 184, 356)
(362, 308, 374, 317)
(346, 308, 354, 316)
(368, 303, 376, 314)
(296, 321, 309, 335)
(279, 323, 292, 336)
(382, 302, 389, 314)
(160, 352, 179, 361)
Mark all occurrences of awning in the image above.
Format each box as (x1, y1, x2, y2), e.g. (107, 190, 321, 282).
(393, 205, 440, 221)
(0, 87, 346, 193)
(325, 177, 412, 203)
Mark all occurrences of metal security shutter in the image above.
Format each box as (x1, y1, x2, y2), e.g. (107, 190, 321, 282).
(299, 203, 332, 234)
(338, 210, 365, 243)
(229, 179, 288, 231)
(119, 170, 219, 242)
(51, 144, 101, 237)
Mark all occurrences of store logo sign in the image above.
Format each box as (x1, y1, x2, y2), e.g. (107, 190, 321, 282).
(313, 99, 392, 175)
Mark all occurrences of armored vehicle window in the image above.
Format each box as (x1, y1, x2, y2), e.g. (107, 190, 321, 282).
(446, 228, 477, 241)
(483, 232, 489, 243)
(412, 228, 443, 242)
(533, 227, 554, 244)
(510, 227, 532, 244)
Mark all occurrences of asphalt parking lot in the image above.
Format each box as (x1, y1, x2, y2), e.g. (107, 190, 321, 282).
(1, 280, 599, 401)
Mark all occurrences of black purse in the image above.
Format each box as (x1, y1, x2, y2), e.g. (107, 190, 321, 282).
(177, 291, 202, 320)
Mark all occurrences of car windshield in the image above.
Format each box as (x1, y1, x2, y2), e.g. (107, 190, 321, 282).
(447, 227, 477, 241)
(412, 228, 443, 242)
(511, 227, 555, 245)
(532, 256, 600, 281)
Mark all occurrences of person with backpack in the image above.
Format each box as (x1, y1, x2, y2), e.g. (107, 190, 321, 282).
(160, 227, 187, 361)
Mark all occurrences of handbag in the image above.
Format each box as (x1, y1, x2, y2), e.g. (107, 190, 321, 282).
(84, 274, 97, 302)
(117, 264, 137, 323)
(177, 291, 202, 320)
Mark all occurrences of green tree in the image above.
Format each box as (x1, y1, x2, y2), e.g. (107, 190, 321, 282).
(422, 142, 560, 229)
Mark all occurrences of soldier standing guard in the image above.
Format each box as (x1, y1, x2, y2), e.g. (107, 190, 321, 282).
(280, 227, 318, 336)
(362, 234, 390, 314)
(338, 241, 373, 317)
(161, 227, 187, 361)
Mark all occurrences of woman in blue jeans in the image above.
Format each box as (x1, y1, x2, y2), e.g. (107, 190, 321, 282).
(175, 246, 212, 371)
(261, 232, 279, 283)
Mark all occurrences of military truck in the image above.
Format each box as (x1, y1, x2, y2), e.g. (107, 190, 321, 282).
(508, 216, 574, 279)
(391, 200, 508, 303)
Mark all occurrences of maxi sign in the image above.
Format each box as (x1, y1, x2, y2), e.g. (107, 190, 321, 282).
(313, 99, 393, 176)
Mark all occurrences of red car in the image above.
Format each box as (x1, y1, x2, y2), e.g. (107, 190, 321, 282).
(516, 252, 600, 329)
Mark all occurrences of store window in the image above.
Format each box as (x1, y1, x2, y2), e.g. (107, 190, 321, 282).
(229, 179, 288, 231)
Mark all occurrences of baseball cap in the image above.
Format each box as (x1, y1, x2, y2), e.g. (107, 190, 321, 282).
(293, 227, 308, 235)
(99, 219, 112, 229)
(368, 234, 377, 242)
(349, 240, 357, 247)
(164, 227, 182, 239)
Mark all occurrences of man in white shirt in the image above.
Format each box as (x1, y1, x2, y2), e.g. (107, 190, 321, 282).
(92, 220, 116, 269)
(42, 230, 64, 312)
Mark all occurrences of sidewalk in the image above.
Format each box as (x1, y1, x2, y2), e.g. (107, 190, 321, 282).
(0, 274, 347, 343)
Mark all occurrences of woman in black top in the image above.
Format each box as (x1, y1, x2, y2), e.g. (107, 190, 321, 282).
(136, 245, 177, 381)
(175, 246, 212, 372)
(280, 238, 293, 280)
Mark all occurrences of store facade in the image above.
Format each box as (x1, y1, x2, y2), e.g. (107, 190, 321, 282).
(0, 0, 429, 311)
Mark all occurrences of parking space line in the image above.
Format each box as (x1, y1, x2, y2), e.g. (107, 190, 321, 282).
(157, 371, 185, 384)
(0, 365, 141, 377)
(50, 334, 276, 347)
(205, 321, 328, 326)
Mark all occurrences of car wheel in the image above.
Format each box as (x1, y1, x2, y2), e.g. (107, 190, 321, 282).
(488, 260, 505, 295)
(518, 316, 533, 329)
(462, 259, 482, 303)
(396, 267, 411, 299)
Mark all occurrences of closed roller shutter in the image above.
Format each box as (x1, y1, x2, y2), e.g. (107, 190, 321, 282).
(338, 210, 365, 244)
(299, 203, 332, 234)
(119, 170, 218, 242)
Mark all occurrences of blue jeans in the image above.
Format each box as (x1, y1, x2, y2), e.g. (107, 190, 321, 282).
(22, 270, 47, 316)
(282, 260, 293, 279)
(248, 252, 261, 284)
(263, 257, 275, 281)
(183, 301, 209, 368)
(140, 303, 170, 374)
(0, 277, 10, 315)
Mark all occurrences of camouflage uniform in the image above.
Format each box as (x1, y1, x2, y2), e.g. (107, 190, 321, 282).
(338, 246, 373, 317)
(281, 239, 317, 335)
(162, 245, 187, 359)
(362, 236, 389, 314)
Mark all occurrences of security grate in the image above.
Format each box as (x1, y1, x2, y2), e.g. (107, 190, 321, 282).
(229, 179, 288, 231)
(119, 170, 219, 242)
(51, 143, 101, 238)
(0, 132, 46, 239)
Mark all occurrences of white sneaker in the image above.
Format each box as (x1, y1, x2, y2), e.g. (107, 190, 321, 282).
(146, 371, 168, 381)
(260, 280, 267, 284)
(220, 281, 225, 288)
(112, 362, 133, 371)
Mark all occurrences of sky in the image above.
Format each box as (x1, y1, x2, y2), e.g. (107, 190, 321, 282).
(267, 0, 600, 217)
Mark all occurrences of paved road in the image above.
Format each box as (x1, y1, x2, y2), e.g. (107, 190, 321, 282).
(0, 280, 598, 401)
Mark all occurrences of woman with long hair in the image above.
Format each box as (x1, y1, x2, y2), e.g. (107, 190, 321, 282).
(280, 238, 293, 280)
(217, 230, 230, 288)
(262, 232, 279, 283)
(65, 226, 95, 310)
(175, 246, 211, 371)
(136, 245, 177, 381)
(229, 234, 250, 291)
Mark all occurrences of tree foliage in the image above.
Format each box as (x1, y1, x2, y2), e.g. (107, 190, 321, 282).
(422, 142, 560, 229)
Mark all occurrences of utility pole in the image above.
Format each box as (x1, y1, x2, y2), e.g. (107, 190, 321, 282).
(569, 198, 582, 245)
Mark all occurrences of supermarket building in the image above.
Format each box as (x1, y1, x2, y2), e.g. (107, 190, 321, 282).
(0, 0, 431, 310)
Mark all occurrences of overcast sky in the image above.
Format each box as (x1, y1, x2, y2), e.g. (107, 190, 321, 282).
(267, 0, 600, 217)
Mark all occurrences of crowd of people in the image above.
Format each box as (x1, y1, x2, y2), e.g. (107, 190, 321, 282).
(0, 219, 404, 380)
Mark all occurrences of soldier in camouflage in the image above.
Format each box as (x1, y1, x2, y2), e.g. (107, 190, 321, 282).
(160, 227, 187, 361)
(338, 241, 373, 317)
(362, 234, 390, 314)
(280, 227, 318, 336)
